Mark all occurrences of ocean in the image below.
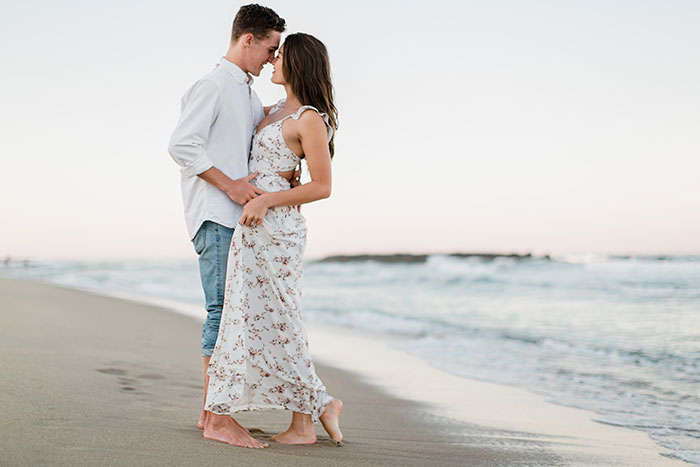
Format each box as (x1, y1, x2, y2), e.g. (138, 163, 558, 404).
(2, 253, 699, 465)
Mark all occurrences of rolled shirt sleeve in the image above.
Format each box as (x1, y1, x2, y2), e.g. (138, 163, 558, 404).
(168, 79, 222, 177)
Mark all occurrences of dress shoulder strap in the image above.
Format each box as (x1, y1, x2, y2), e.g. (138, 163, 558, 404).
(286, 105, 334, 141)
(270, 98, 286, 114)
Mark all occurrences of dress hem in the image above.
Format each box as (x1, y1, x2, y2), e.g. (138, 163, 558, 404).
(205, 397, 333, 424)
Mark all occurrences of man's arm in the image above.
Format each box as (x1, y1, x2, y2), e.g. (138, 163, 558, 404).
(168, 79, 263, 204)
(168, 79, 220, 177)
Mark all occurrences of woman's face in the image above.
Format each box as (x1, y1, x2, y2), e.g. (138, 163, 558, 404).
(271, 45, 286, 85)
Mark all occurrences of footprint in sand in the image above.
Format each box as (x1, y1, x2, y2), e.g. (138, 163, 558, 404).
(97, 367, 141, 394)
(136, 373, 166, 380)
(97, 368, 127, 376)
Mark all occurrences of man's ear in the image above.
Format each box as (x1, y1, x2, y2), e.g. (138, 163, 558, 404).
(242, 33, 255, 48)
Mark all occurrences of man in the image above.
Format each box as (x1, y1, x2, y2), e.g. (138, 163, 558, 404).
(168, 4, 285, 448)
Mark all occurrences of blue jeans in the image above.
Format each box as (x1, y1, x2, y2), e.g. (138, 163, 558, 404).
(193, 221, 234, 357)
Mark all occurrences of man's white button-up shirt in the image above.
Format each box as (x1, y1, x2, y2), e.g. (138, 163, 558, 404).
(168, 58, 265, 239)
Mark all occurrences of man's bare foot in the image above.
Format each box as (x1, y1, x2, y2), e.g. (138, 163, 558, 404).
(272, 427, 317, 445)
(320, 399, 343, 443)
(199, 409, 249, 431)
(203, 412, 268, 448)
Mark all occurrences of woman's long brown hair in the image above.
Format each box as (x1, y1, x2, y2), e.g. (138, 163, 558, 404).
(283, 33, 338, 158)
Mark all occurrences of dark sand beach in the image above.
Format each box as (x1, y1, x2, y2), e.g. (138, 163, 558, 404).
(0, 278, 683, 466)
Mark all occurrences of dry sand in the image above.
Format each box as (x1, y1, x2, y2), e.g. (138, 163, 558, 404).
(0, 278, 684, 466)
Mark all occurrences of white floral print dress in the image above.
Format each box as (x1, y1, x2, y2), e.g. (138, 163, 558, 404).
(205, 100, 334, 422)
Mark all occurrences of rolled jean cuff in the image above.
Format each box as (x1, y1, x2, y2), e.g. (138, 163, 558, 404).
(201, 347, 214, 357)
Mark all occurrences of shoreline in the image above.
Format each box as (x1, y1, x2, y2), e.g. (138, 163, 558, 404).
(307, 323, 686, 466)
(0, 278, 687, 466)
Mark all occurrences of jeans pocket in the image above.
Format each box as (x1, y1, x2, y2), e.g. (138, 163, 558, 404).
(193, 221, 208, 255)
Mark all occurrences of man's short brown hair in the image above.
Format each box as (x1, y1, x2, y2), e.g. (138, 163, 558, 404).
(231, 4, 286, 42)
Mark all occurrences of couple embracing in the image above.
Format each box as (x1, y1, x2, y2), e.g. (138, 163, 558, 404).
(168, 4, 342, 449)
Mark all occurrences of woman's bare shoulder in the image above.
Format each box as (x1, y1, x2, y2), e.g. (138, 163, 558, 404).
(296, 108, 327, 130)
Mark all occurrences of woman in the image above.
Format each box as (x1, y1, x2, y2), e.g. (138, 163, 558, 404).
(203, 33, 342, 447)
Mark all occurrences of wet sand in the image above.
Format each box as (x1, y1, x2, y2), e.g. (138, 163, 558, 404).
(0, 278, 683, 466)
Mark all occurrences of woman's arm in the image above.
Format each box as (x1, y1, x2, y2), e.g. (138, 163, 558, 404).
(239, 111, 331, 226)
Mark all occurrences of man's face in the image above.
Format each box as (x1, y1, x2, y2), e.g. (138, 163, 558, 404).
(247, 31, 281, 76)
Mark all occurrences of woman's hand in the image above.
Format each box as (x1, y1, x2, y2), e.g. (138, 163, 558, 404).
(239, 194, 270, 226)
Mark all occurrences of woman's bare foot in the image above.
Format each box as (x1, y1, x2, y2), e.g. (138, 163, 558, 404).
(273, 411, 317, 444)
(203, 412, 268, 448)
(198, 409, 207, 430)
(272, 427, 317, 444)
(320, 399, 343, 443)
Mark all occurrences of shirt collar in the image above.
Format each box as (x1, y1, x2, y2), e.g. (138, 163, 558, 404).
(218, 57, 253, 86)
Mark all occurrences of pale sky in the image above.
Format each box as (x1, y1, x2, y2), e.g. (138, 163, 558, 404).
(1, 0, 699, 259)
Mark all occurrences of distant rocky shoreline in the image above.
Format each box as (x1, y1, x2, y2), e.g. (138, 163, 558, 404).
(317, 253, 551, 264)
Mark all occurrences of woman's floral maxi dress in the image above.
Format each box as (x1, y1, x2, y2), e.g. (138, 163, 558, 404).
(205, 101, 334, 422)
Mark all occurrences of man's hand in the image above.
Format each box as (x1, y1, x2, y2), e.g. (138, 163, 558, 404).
(290, 169, 301, 188)
(239, 194, 270, 226)
(224, 173, 266, 205)
(290, 169, 302, 212)
(197, 167, 266, 205)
